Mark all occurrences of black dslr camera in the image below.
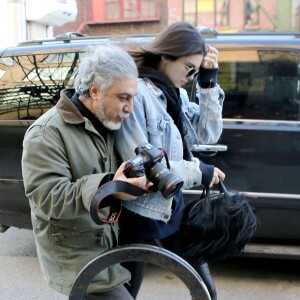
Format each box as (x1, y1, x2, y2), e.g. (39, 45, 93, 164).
(124, 143, 183, 198)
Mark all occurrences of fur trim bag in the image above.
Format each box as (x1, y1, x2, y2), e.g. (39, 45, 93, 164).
(176, 182, 257, 262)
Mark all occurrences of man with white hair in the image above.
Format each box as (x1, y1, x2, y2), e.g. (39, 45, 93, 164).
(22, 45, 146, 300)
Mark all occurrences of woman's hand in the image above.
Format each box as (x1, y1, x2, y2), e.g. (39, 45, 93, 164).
(209, 167, 225, 187)
(201, 45, 219, 69)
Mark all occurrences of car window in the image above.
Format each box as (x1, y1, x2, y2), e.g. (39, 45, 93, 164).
(218, 50, 300, 121)
(0, 52, 81, 120)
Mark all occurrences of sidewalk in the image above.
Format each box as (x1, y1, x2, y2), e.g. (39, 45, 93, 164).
(2, 228, 300, 300)
(0, 228, 191, 300)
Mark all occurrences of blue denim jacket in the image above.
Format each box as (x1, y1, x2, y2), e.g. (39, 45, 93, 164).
(116, 78, 224, 222)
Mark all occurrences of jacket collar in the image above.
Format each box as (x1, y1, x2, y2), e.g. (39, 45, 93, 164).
(56, 89, 85, 124)
(140, 78, 164, 98)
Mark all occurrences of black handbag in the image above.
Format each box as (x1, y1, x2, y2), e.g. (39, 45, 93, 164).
(176, 182, 257, 262)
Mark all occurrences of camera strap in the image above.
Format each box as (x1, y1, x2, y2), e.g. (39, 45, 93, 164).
(90, 180, 151, 225)
(160, 147, 171, 169)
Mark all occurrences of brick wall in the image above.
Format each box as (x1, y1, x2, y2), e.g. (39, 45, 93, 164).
(53, 0, 281, 37)
(54, 0, 170, 36)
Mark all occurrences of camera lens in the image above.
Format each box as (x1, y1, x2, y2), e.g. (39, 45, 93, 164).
(147, 162, 183, 198)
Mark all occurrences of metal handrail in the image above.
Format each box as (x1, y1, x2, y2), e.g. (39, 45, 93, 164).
(69, 244, 211, 300)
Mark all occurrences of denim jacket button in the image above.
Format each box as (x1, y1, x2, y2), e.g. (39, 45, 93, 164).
(163, 214, 169, 219)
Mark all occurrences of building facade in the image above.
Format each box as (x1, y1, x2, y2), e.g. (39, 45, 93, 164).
(54, 0, 300, 36)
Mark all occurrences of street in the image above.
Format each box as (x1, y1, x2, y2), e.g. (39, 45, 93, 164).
(1, 227, 300, 300)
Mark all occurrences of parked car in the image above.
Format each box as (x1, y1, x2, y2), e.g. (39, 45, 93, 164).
(0, 30, 299, 259)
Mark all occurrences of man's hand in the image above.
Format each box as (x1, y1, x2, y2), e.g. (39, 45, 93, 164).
(113, 162, 152, 200)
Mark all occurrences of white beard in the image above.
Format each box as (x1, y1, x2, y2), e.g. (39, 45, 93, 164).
(101, 119, 122, 131)
(95, 101, 129, 131)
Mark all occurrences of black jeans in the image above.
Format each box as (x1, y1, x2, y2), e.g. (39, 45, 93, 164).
(161, 233, 217, 300)
(118, 210, 217, 300)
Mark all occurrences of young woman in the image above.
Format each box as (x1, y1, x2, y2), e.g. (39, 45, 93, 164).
(116, 22, 225, 300)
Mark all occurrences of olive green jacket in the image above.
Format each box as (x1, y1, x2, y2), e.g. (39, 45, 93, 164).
(21, 90, 130, 295)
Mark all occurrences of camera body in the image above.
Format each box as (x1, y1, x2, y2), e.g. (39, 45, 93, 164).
(124, 143, 163, 178)
(124, 143, 183, 198)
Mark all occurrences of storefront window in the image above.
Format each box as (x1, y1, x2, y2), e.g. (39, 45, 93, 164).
(106, 0, 157, 20)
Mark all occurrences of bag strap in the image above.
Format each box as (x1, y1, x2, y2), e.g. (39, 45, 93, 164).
(218, 181, 228, 193)
(200, 181, 229, 201)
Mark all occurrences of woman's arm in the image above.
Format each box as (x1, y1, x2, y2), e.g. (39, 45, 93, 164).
(181, 86, 224, 144)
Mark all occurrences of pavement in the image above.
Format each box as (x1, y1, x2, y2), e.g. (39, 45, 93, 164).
(1, 228, 300, 300)
(0, 228, 192, 300)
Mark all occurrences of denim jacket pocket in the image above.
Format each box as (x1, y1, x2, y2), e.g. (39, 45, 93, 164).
(146, 118, 168, 135)
(146, 118, 169, 146)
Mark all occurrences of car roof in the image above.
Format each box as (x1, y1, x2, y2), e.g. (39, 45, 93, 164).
(207, 32, 300, 47)
(1, 30, 299, 57)
(0, 34, 154, 57)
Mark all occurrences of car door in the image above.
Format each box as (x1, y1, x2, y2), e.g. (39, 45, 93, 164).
(198, 46, 300, 241)
(0, 50, 80, 229)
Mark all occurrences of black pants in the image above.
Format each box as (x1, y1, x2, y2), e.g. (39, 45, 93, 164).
(160, 233, 217, 300)
(118, 210, 217, 300)
(118, 210, 149, 299)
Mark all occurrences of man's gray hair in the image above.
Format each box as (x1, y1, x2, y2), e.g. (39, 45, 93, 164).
(74, 44, 138, 96)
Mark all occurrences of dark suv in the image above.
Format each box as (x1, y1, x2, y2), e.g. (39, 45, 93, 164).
(0, 31, 299, 258)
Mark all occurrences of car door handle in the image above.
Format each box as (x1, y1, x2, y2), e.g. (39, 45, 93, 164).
(191, 144, 228, 156)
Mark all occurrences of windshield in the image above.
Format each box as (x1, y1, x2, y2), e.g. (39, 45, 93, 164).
(0, 52, 81, 120)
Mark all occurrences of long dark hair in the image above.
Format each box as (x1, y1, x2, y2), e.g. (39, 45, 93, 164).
(129, 22, 207, 69)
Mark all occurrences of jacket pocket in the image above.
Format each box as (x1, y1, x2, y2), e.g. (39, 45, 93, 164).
(146, 118, 169, 135)
(146, 118, 169, 145)
(51, 225, 113, 260)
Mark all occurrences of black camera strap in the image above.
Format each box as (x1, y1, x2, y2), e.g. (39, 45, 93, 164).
(90, 180, 151, 225)
(160, 147, 171, 169)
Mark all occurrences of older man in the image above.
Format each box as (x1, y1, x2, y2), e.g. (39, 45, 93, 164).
(21, 45, 146, 300)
